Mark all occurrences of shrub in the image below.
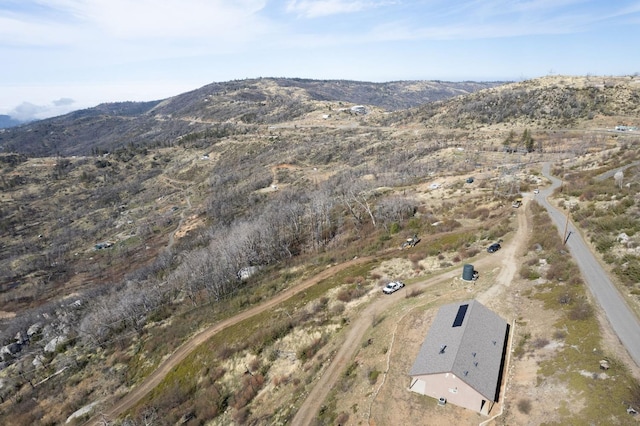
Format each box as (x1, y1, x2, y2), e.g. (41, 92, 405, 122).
(406, 288, 424, 298)
(532, 337, 549, 349)
(629, 381, 640, 410)
(468, 207, 490, 220)
(330, 302, 345, 315)
(569, 299, 594, 321)
(514, 332, 531, 359)
(613, 256, 640, 287)
(519, 265, 540, 280)
(389, 222, 401, 234)
(547, 262, 570, 281)
(232, 407, 250, 424)
(336, 284, 367, 303)
(553, 329, 566, 340)
(344, 361, 358, 378)
(517, 398, 532, 414)
(465, 247, 480, 258)
(218, 346, 235, 360)
(408, 253, 425, 264)
(368, 369, 381, 385)
(593, 234, 616, 253)
(336, 412, 350, 424)
(558, 292, 572, 305)
(230, 374, 265, 410)
(297, 335, 328, 362)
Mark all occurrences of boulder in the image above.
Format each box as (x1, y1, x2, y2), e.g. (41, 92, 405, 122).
(44, 336, 66, 353)
(32, 355, 45, 369)
(27, 323, 42, 337)
(1, 343, 21, 356)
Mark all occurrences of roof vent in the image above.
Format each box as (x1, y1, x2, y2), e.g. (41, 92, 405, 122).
(474, 361, 479, 367)
(439, 345, 447, 354)
(472, 352, 476, 357)
(464, 370, 469, 376)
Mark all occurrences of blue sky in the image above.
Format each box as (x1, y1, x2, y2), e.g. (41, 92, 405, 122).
(1, 0, 640, 120)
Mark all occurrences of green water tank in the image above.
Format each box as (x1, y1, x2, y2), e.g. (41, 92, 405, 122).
(462, 264, 475, 281)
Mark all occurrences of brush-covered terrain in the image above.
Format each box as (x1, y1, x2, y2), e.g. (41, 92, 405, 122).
(0, 75, 639, 425)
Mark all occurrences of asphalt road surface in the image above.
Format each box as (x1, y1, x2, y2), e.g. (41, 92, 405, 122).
(539, 163, 640, 367)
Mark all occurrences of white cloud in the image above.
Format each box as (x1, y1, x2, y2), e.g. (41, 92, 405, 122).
(8, 100, 74, 121)
(0, 14, 79, 46)
(0, 80, 203, 119)
(52, 97, 75, 106)
(80, 0, 268, 40)
(285, 0, 391, 18)
(1, 0, 271, 46)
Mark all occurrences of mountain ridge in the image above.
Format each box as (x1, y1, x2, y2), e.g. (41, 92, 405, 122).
(0, 78, 505, 157)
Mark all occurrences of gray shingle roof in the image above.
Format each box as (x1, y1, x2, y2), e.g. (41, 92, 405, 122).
(409, 299, 508, 401)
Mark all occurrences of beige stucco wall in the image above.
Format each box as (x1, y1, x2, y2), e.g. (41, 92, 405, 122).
(409, 372, 491, 414)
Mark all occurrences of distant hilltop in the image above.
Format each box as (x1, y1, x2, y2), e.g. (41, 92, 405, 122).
(0, 115, 24, 129)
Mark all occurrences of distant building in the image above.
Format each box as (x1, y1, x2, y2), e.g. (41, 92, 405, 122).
(408, 300, 509, 415)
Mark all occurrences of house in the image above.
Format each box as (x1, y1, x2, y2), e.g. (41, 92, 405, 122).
(408, 300, 509, 415)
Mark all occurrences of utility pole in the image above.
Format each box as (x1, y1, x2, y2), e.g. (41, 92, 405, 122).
(562, 207, 570, 245)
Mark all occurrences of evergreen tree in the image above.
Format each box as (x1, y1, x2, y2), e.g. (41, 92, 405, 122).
(522, 129, 535, 152)
(503, 130, 516, 152)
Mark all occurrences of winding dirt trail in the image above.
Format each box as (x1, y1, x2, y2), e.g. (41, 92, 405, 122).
(291, 202, 529, 425)
(87, 203, 528, 426)
(87, 256, 373, 425)
(477, 197, 529, 305)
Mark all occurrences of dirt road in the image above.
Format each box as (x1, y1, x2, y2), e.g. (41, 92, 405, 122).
(291, 203, 529, 425)
(88, 205, 528, 425)
(87, 257, 372, 425)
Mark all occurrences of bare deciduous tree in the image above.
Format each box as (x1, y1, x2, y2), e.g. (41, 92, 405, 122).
(614, 171, 624, 189)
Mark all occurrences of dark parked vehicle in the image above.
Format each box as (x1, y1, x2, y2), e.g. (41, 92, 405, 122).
(487, 243, 501, 253)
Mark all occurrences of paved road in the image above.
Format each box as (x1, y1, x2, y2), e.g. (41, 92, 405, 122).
(593, 160, 640, 182)
(539, 163, 640, 367)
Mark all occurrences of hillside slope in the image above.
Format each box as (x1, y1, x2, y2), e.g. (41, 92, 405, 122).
(408, 75, 640, 129)
(0, 75, 639, 426)
(0, 78, 504, 157)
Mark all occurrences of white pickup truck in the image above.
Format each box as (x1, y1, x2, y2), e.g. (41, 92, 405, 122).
(382, 281, 405, 294)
